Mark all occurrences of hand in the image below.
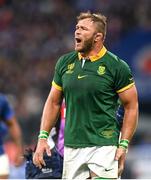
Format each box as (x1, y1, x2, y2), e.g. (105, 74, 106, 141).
(33, 139, 51, 169)
(115, 147, 126, 177)
(13, 145, 24, 167)
(14, 154, 24, 167)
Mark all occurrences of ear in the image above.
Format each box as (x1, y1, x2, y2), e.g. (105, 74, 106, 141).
(94, 33, 103, 42)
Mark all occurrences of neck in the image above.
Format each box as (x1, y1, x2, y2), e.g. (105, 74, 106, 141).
(80, 43, 104, 58)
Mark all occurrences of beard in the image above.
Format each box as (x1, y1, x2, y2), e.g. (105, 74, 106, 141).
(75, 36, 95, 54)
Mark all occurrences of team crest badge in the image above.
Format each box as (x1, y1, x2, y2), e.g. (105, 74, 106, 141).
(66, 63, 75, 74)
(97, 65, 106, 75)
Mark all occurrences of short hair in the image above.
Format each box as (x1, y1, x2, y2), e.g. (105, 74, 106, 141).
(77, 11, 107, 40)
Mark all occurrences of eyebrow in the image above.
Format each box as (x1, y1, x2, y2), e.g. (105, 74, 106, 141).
(76, 25, 89, 30)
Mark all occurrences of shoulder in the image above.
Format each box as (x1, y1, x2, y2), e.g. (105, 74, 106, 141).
(55, 51, 78, 71)
(58, 51, 78, 64)
(105, 51, 130, 69)
(0, 94, 15, 119)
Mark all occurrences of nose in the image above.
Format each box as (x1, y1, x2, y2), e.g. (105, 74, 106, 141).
(75, 29, 81, 36)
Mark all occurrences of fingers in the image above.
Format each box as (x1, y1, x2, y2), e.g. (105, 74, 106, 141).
(14, 155, 24, 167)
(115, 147, 126, 177)
(33, 151, 45, 169)
(33, 139, 51, 169)
(114, 147, 126, 161)
(33, 146, 51, 169)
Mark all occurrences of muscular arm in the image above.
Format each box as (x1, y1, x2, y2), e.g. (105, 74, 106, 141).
(33, 86, 63, 168)
(118, 85, 138, 141)
(115, 85, 138, 177)
(40, 86, 63, 133)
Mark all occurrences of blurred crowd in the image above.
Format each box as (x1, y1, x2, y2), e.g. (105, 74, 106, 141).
(0, 0, 151, 141)
(0, 0, 151, 179)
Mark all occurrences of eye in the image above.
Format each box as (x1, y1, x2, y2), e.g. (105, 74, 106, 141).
(75, 26, 79, 30)
(81, 26, 88, 31)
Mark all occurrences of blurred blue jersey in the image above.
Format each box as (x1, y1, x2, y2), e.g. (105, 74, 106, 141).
(0, 93, 14, 155)
(116, 105, 124, 129)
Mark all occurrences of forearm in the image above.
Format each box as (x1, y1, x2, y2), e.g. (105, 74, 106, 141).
(7, 117, 25, 165)
(120, 102, 138, 141)
(40, 100, 61, 132)
(40, 88, 62, 133)
(8, 118, 22, 147)
(33, 88, 63, 168)
(8, 118, 23, 159)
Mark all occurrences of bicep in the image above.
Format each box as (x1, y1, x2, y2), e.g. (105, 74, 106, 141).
(48, 86, 63, 107)
(118, 85, 138, 107)
(40, 86, 63, 129)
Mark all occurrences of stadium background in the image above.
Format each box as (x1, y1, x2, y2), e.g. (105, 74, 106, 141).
(0, 0, 151, 178)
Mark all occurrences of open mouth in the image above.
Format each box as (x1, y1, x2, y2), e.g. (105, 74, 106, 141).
(75, 38, 82, 43)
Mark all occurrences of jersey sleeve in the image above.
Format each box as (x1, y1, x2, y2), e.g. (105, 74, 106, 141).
(52, 56, 64, 91)
(115, 60, 135, 93)
(1, 95, 15, 121)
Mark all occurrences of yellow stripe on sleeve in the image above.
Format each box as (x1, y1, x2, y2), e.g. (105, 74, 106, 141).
(52, 81, 63, 91)
(116, 82, 135, 93)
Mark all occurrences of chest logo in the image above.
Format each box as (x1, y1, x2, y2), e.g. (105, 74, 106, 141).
(78, 75, 88, 79)
(100, 130, 114, 139)
(97, 65, 106, 75)
(66, 63, 75, 74)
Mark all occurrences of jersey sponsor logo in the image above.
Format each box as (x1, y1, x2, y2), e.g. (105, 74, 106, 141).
(77, 75, 88, 79)
(100, 129, 114, 139)
(66, 63, 75, 74)
(97, 65, 106, 75)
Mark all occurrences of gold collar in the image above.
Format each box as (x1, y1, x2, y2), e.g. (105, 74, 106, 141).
(78, 46, 107, 62)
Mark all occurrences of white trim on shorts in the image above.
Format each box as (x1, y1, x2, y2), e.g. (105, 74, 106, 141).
(62, 146, 118, 179)
(0, 153, 10, 176)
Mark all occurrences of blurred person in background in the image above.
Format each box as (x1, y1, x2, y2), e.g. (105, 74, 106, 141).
(56, 99, 66, 157)
(33, 11, 138, 179)
(0, 93, 23, 179)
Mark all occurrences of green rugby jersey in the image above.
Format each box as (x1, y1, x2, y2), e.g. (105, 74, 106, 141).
(52, 46, 134, 147)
